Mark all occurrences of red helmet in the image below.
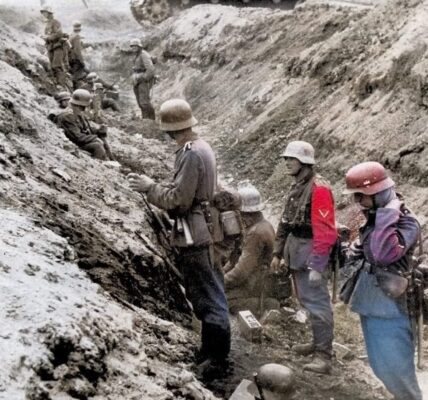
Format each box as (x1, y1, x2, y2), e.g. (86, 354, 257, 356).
(343, 161, 395, 195)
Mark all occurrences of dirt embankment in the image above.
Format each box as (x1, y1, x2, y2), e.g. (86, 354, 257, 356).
(151, 0, 428, 234)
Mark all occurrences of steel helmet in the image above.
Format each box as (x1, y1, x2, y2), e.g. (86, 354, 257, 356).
(343, 161, 395, 195)
(94, 82, 103, 90)
(159, 99, 197, 131)
(70, 89, 92, 107)
(86, 72, 98, 81)
(130, 38, 143, 48)
(55, 91, 71, 102)
(73, 21, 82, 30)
(238, 181, 264, 212)
(281, 141, 315, 165)
(40, 5, 53, 14)
(256, 364, 294, 394)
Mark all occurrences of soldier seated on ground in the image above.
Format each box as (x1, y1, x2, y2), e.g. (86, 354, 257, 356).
(56, 89, 114, 160)
(224, 182, 279, 317)
(48, 91, 71, 123)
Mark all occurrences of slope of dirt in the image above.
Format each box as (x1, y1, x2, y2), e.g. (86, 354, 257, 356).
(152, 1, 428, 236)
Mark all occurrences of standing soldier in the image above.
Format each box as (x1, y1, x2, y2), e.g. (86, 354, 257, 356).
(40, 6, 68, 89)
(224, 182, 278, 316)
(130, 38, 155, 120)
(127, 99, 230, 374)
(57, 89, 113, 160)
(270, 141, 337, 374)
(342, 162, 422, 400)
(69, 21, 87, 90)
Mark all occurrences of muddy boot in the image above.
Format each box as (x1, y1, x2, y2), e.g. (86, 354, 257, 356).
(302, 352, 331, 374)
(292, 342, 315, 356)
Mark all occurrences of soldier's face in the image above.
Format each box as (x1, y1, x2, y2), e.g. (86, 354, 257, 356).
(284, 157, 302, 176)
(130, 46, 140, 53)
(354, 193, 374, 209)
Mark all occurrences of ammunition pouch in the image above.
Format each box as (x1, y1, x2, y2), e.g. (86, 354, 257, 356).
(375, 268, 409, 298)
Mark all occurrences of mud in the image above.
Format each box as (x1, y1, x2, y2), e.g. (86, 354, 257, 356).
(0, 0, 427, 399)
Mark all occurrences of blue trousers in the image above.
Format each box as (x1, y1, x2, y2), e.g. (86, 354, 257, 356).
(293, 269, 334, 355)
(360, 315, 422, 400)
(178, 246, 231, 361)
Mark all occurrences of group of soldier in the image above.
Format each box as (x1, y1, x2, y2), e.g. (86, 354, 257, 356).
(40, 5, 423, 400)
(42, 3, 157, 161)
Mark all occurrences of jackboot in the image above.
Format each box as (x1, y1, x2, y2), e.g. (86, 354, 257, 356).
(302, 352, 331, 374)
(292, 342, 315, 356)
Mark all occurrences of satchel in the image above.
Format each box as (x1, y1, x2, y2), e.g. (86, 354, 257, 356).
(339, 260, 365, 304)
(375, 268, 409, 298)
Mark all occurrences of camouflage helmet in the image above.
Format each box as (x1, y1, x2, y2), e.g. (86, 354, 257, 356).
(159, 99, 197, 132)
(55, 91, 71, 102)
(238, 181, 264, 213)
(86, 72, 98, 81)
(73, 21, 82, 30)
(343, 161, 395, 195)
(40, 5, 53, 14)
(130, 38, 143, 48)
(70, 89, 92, 107)
(281, 140, 315, 165)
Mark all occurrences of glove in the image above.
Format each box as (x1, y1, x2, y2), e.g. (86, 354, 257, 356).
(127, 173, 154, 193)
(308, 269, 322, 288)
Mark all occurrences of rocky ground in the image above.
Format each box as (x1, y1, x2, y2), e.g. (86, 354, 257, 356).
(0, 0, 427, 399)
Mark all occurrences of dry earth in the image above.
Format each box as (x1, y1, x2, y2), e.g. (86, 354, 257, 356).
(0, 0, 427, 399)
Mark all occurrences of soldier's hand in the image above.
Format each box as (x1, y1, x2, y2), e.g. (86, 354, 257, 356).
(127, 173, 154, 193)
(308, 269, 322, 288)
(270, 256, 281, 274)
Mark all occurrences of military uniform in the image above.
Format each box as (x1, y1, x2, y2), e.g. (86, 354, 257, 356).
(44, 18, 68, 88)
(57, 108, 112, 160)
(225, 212, 277, 316)
(146, 135, 231, 362)
(274, 168, 337, 357)
(69, 32, 86, 89)
(132, 50, 155, 120)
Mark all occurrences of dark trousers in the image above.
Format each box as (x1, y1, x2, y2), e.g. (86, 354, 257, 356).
(133, 83, 155, 120)
(177, 246, 231, 361)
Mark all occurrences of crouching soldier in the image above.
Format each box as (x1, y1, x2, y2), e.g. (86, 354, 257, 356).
(271, 141, 337, 374)
(48, 91, 71, 123)
(224, 182, 278, 317)
(127, 99, 230, 374)
(57, 89, 113, 160)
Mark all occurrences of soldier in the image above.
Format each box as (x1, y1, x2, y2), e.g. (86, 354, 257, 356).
(342, 161, 422, 400)
(130, 38, 155, 120)
(40, 6, 68, 89)
(69, 21, 87, 90)
(127, 99, 230, 374)
(270, 141, 337, 374)
(57, 89, 113, 160)
(48, 91, 71, 123)
(224, 182, 278, 317)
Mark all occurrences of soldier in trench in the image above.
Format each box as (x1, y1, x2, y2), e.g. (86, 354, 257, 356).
(69, 21, 88, 90)
(127, 99, 231, 376)
(129, 38, 156, 120)
(40, 5, 69, 90)
(57, 89, 114, 161)
(224, 182, 279, 317)
(270, 140, 337, 374)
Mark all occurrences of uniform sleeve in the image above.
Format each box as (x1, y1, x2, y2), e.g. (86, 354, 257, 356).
(370, 209, 419, 266)
(273, 217, 290, 258)
(141, 51, 155, 81)
(307, 184, 337, 272)
(146, 151, 201, 212)
(58, 114, 97, 146)
(225, 230, 260, 289)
